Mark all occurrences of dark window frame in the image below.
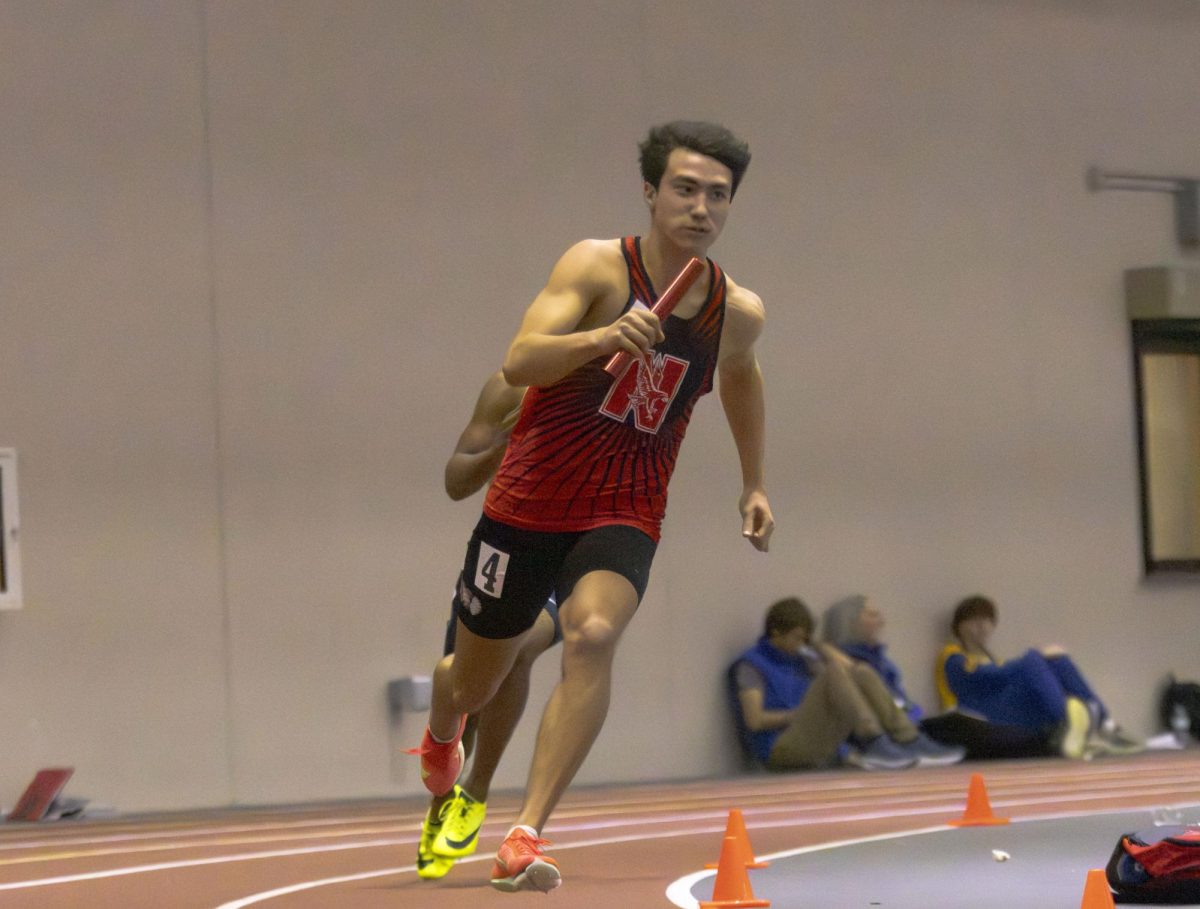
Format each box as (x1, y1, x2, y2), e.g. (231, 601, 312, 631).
(1131, 318, 1200, 574)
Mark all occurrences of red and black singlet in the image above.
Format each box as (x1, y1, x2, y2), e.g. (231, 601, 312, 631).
(483, 237, 726, 541)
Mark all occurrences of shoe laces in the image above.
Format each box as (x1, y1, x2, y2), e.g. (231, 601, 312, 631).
(405, 738, 455, 758)
(404, 740, 441, 757)
(508, 830, 553, 856)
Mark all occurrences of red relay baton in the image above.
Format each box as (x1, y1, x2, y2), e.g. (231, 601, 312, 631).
(603, 256, 706, 377)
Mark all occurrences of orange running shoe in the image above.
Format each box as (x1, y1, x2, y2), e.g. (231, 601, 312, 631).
(490, 827, 561, 893)
(405, 717, 466, 797)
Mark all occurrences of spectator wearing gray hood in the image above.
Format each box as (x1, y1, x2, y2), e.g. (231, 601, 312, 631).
(822, 595, 922, 724)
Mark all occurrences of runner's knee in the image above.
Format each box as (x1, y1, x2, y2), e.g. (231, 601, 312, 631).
(563, 614, 621, 657)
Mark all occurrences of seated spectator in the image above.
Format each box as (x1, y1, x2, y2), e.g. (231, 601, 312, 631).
(824, 594, 1048, 760)
(731, 597, 964, 772)
(822, 594, 923, 723)
(935, 595, 1142, 758)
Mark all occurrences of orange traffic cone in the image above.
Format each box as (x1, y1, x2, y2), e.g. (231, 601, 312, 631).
(699, 835, 771, 908)
(705, 809, 769, 870)
(949, 773, 1010, 826)
(1079, 868, 1116, 909)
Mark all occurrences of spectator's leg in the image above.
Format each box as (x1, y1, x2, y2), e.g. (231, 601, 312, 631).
(986, 650, 1067, 731)
(1045, 654, 1106, 722)
(848, 662, 919, 743)
(767, 667, 859, 769)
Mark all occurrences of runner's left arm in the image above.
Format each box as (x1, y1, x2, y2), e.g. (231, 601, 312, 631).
(444, 373, 526, 500)
(718, 283, 774, 552)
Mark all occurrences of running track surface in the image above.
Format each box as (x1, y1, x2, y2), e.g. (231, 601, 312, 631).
(1, 750, 1197, 908)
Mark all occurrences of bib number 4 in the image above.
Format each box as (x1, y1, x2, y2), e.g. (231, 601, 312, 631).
(475, 543, 509, 597)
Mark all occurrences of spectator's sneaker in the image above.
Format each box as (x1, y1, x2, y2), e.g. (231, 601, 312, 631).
(905, 732, 967, 767)
(405, 718, 466, 797)
(856, 734, 918, 770)
(490, 827, 561, 893)
(1058, 696, 1092, 759)
(416, 799, 455, 880)
(433, 787, 487, 858)
(1089, 719, 1145, 757)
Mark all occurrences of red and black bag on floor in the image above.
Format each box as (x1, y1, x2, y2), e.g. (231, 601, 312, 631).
(1107, 826, 1200, 904)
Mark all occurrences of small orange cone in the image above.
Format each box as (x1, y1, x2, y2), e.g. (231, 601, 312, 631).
(705, 809, 769, 870)
(699, 835, 771, 908)
(1079, 868, 1115, 909)
(948, 772, 1010, 826)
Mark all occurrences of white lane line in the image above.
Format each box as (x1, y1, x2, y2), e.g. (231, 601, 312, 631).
(0, 838, 408, 892)
(0, 814, 420, 852)
(211, 826, 731, 909)
(212, 861, 451, 909)
(0, 824, 418, 868)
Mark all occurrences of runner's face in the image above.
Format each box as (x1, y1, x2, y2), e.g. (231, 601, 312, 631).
(645, 148, 733, 252)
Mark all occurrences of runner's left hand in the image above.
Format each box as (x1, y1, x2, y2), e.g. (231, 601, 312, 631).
(739, 489, 774, 552)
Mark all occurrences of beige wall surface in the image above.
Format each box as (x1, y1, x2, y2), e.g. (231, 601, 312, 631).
(1, 0, 1198, 812)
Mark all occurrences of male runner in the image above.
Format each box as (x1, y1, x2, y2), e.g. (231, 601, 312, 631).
(412, 120, 774, 893)
(416, 372, 562, 880)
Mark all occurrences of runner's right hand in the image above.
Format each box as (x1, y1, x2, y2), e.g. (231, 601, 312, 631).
(599, 309, 664, 358)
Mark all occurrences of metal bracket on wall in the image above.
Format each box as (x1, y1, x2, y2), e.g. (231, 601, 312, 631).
(1087, 166, 1199, 248)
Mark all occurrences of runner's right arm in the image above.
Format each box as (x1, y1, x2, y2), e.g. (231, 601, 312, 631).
(502, 240, 663, 388)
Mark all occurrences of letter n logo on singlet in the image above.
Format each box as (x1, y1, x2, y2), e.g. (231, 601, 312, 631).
(599, 352, 689, 433)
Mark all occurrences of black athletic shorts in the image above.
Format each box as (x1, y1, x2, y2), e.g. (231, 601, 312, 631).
(443, 591, 563, 655)
(452, 514, 657, 640)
